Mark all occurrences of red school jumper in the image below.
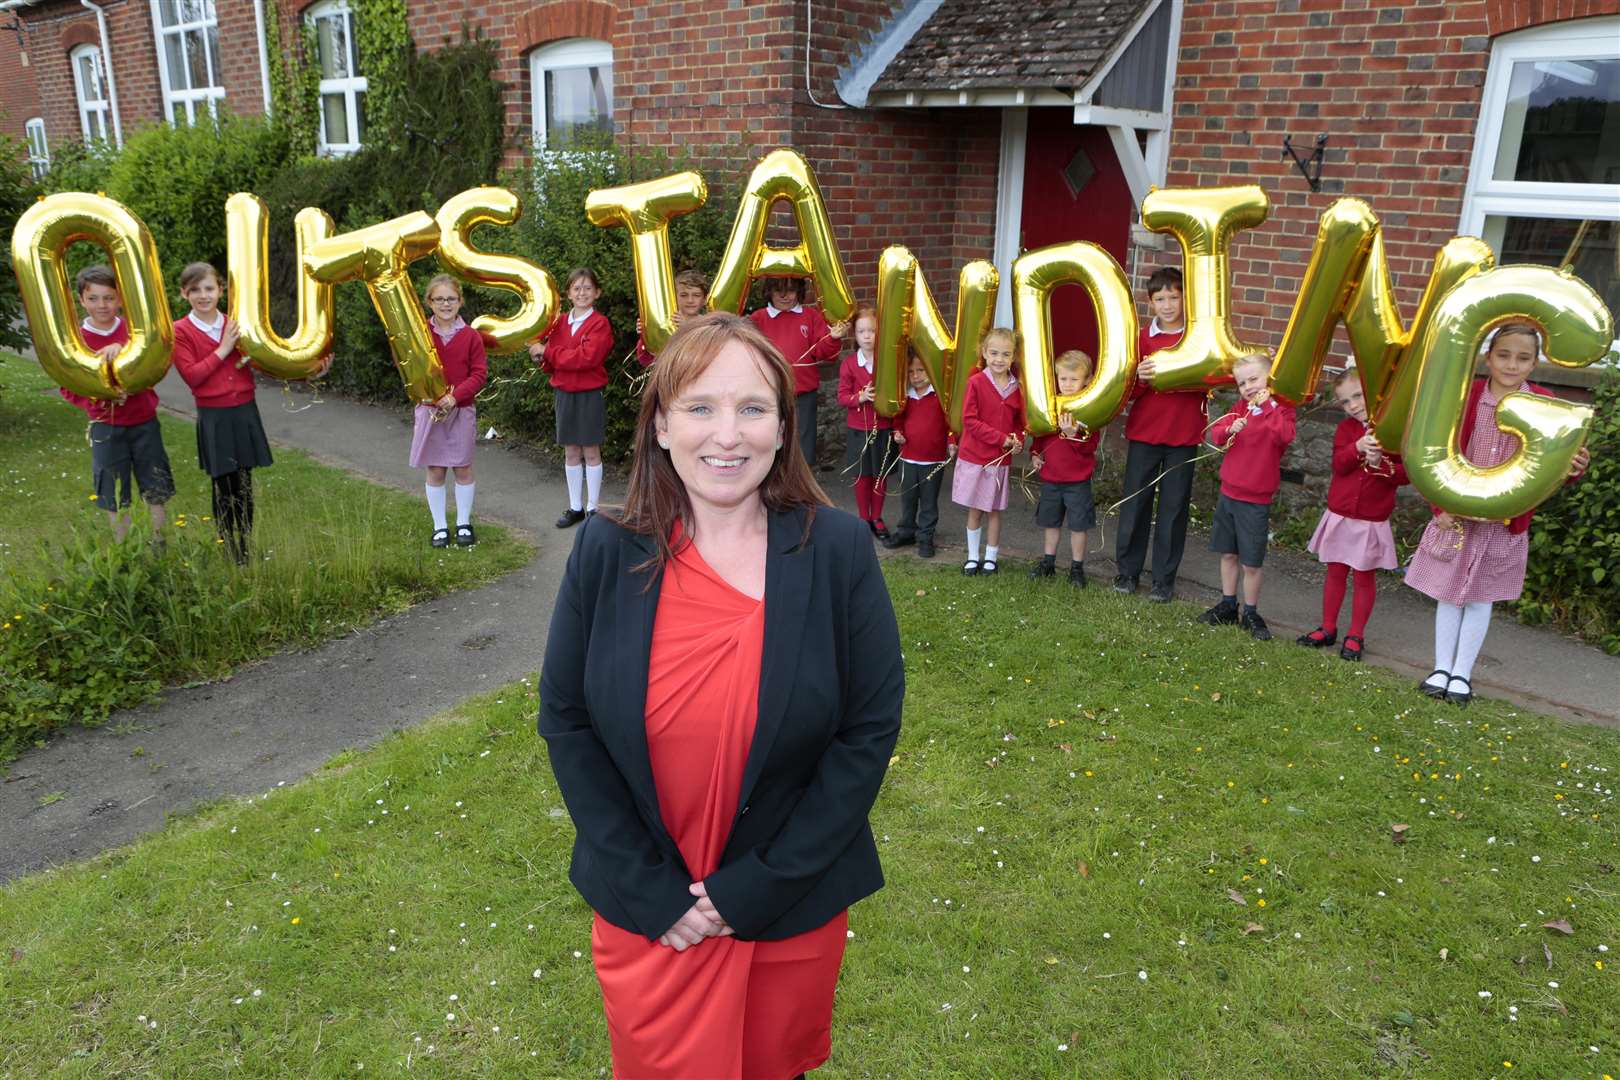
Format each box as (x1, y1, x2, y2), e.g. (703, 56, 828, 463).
(59, 319, 160, 426)
(1124, 322, 1205, 446)
(1033, 428, 1100, 484)
(1209, 397, 1296, 504)
(957, 369, 1025, 466)
(837, 350, 893, 520)
(1313, 415, 1409, 645)
(434, 323, 489, 406)
(172, 316, 255, 408)
(894, 388, 951, 464)
(538, 309, 613, 393)
(750, 305, 840, 396)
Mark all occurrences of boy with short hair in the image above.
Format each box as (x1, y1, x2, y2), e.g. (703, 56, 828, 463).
(1199, 354, 1296, 640)
(59, 266, 175, 540)
(1114, 267, 1200, 602)
(634, 268, 710, 367)
(1029, 350, 1099, 587)
(749, 276, 848, 465)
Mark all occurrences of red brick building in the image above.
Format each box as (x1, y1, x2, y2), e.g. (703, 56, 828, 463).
(4, 0, 1617, 363)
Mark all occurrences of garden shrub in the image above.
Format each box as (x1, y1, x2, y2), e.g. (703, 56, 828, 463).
(1515, 366, 1620, 652)
(0, 133, 39, 353)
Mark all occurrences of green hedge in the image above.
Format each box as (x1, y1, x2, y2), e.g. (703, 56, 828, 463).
(1515, 366, 1620, 653)
(0, 132, 38, 352)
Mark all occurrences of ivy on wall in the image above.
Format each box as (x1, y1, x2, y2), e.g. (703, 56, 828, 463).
(264, 0, 319, 156)
(351, 0, 413, 151)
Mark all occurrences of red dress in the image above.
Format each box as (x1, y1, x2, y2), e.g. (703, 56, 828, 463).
(591, 534, 849, 1080)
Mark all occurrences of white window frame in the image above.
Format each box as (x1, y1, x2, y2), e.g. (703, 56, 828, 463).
(529, 37, 613, 150)
(306, 0, 367, 156)
(69, 44, 113, 143)
(1460, 18, 1620, 246)
(25, 118, 50, 177)
(149, 0, 227, 125)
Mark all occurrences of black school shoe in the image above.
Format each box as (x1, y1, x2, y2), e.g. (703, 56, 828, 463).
(1295, 627, 1338, 648)
(1197, 600, 1239, 626)
(1419, 670, 1450, 698)
(1241, 609, 1272, 641)
(1069, 563, 1087, 589)
(1444, 676, 1473, 706)
(455, 523, 476, 547)
(1113, 575, 1137, 595)
(1339, 634, 1364, 661)
(1029, 559, 1056, 580)
(869, 519, 892, 542)
(917, 538, 936, 558)
(1148, 584, 1173, 603)
(883, 530, 916, 549)
(430, 527, 450, 549)
(555, 508, 586, 529)
(962, 559, 980, 576)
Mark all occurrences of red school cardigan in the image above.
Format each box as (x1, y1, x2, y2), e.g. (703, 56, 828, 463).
(538, 309, 614, 393)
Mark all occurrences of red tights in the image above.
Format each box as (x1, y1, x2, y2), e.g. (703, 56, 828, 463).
(1321, 562, 1377, 637)
(854, 475, 888, 522)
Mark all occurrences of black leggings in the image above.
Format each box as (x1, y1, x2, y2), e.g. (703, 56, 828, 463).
(211, 468, 254, 564)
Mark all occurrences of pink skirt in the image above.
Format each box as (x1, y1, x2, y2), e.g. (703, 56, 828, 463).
(409, 404, 477, 468)
(951, 459, 1011, 511)
(1307, 510, 1398, 571)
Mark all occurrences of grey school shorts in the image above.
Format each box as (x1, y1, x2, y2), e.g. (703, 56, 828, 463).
(1209, 492, 1271, 567)
(90, 418, 175, 511)
(1035, 480, 1096, 531)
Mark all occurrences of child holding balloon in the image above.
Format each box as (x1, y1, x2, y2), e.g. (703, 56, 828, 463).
(837, 305, 892, 540)
(60, 265, 175, 541)
(953, 327, 1025, 576)
(1404, 323, 1589, 706)
(1199, 353, 1295, 639)
(749, 276, 848, 465)
(634, 269, 709, 367)
(1029, 350, 1098, 587)
(531, 267, 614, 528)
(171, 261, 272, 565)
(1295, 368, 1406, 661)
(413, 274, 488, 548)
(884, 349, 953, 558)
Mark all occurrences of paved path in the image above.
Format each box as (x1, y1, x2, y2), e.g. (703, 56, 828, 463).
(3, 373, 1616, 882)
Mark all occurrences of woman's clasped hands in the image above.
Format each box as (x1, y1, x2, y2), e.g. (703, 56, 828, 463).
(658, 881, 734, 952)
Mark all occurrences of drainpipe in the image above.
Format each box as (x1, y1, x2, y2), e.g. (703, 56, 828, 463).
(79, 0, 122, 148)
(252, 0, 272, 117)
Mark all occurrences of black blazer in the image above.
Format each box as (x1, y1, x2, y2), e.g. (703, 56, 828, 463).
(538, 505, 904, 941)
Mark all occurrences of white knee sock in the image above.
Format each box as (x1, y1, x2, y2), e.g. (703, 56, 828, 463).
(585, 463, 603, 511)
(966, 526, 982, 562)
(985, 544, 999, 564)
(454, 482, 475, 526)
(1451, 601, 1493, 682)
(426, 483, 448, 530)
(1431, 601, 1463, 686)
(565, 464, 584, 512)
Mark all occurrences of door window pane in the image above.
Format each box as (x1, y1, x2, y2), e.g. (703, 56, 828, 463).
(1492, 58, 1620, 184)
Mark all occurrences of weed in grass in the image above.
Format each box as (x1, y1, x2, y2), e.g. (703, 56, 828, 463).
(1, 563, 1615, 1077)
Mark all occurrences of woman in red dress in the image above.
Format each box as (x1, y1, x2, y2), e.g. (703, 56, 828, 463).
(540, 312, 904, 1079)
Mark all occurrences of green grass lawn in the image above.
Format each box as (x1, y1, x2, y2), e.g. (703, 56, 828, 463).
(0, 355, 532, 756)
(1, 560, 1615, 1078)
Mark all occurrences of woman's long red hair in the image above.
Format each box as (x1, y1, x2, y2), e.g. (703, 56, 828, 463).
(608, 312, 830, 575)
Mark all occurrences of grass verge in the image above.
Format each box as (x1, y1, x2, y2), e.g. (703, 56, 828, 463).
(0, 357, 532, 758)
(0, 561, 1614, 1078)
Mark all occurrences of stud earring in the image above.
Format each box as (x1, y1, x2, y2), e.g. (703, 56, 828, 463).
(657, 437, 670, 449)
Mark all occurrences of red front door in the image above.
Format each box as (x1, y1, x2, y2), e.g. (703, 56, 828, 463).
(1019, 109, 1133, 361)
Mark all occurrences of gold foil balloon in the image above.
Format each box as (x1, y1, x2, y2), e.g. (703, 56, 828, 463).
(1357, 234, 1494, 450)
(708, 149, 854, 323)
(1404, 265, 1613, 521)
(872, 246, 998, 433)
(1138, 185, 1269, 390)
(225, 192, 335, 380)
(10, 192, 173, 398)
(435, 187, 558, 354)
(1011, 242, 1138, 436)
(304, 212, 447, 404)
(1267, 198, 1380, 406)
(585, 172, 706, 355)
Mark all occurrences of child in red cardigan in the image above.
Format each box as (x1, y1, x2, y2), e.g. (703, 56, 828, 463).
(1029, 350, 1099, 587)
(1297, 368, 1407, 660)
(836, 306, 893, 539)
(749, 276, 847, 466)
(952, 327, 1025, 575)
(1404, 323, 1589, 705)
(171, 261, 273, 565)
(1199, 354, 1296, 639)
(531, 267, 614, 528)
(60, 265, 174, 540)
(634, 269, 709, 368)
(413, 274, 488, 547)
(884, 350, 953, 558)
